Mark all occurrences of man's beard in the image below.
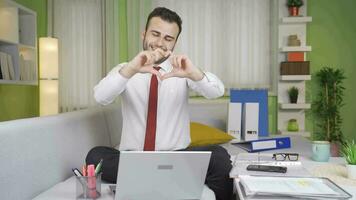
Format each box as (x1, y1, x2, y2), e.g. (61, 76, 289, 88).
(142, 37, 175, 64)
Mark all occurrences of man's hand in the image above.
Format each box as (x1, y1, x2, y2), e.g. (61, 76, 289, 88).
(161, 54, 204, 81)
(119, 49, 171, 79)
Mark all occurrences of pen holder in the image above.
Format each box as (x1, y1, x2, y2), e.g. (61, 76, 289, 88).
(75, 173, 101, 199)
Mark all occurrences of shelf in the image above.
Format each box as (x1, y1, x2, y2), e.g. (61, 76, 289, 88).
(19, 43, 35, 50)
(279, 131, 310, 137)
(280, 17, 312, 24)
(279, 103, 311, 110)
(280, 46, 312, 52)
(0, 39, 17, 45)
(280, 75, 311, 81)
(0, 0, 37, 86)
(0, 79, 37, 85)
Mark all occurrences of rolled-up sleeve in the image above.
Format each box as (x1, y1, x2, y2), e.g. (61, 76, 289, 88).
(187, 71, 225, 99)
(94, 63, 129, 105)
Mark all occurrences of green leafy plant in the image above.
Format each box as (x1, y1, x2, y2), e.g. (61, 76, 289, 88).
(312, 67, 346, 142)
(288, 86, 299, 103)
(341, 140, 356, 165)
(287, 0, 304, 8)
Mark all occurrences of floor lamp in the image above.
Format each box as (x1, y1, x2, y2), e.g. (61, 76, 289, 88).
(39, 37, 58, 116)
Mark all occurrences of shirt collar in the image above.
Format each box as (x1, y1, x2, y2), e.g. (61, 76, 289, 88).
(157, 58, 172, 72)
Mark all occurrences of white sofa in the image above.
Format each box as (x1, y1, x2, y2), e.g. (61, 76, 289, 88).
(0, 101, 229, 200)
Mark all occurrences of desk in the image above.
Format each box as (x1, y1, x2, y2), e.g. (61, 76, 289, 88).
(33, 176, 214, 200)
(221, 136, 356, 200)
(33, 136, 356, 200)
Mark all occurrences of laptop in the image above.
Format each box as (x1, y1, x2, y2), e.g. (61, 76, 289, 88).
(114, 151, 211, 200)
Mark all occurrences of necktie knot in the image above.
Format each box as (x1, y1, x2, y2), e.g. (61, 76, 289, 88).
(154, 66, 161, 71)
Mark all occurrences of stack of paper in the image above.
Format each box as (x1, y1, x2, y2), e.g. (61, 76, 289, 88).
(237, 175, 352, 199)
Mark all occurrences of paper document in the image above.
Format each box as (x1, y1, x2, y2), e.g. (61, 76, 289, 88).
(240, 176, 339, 196)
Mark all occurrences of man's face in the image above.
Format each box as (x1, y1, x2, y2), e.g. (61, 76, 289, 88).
(142, 16, 179, 57)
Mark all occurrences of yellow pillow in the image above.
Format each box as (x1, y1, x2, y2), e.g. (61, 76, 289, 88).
(189, 122, 234, 147)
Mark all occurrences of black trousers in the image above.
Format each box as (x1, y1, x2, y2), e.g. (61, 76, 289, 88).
(86, 145, 233, 200)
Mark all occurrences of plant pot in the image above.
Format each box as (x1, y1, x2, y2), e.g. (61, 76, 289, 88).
(287, 119, 299, 132)
(289, 7, 299, 16)
(330, 142, 341, 157)
(289, 96, 298, 103)
(346, 164, 356, 179)
(312, 141, 330, 162)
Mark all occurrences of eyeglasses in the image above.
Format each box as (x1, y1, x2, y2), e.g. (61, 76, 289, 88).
(272, 153, 299, 161)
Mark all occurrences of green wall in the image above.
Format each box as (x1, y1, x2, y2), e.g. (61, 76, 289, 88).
(307, 0, 356, 140)
(0, 0, 47, 121)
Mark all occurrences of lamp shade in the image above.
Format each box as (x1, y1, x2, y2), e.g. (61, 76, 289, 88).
(39, 37, 58, 79)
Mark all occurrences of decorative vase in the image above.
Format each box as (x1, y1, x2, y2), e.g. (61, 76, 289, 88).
(346, 164, 356, 179)
(287, 119, 299, 132)
(330, 142, 340, 157)
(289, 7, 299, 16)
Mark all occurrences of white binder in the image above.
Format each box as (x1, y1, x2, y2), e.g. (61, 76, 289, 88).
(227, 102, 242, 142)
(242, 103, 259, 141)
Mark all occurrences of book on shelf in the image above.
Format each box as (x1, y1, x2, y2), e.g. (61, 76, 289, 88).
(0, 61, 2, 79)
(0, 52, 10, 80)
(7, 54, 15, 80)
(280, 61, 310, 75)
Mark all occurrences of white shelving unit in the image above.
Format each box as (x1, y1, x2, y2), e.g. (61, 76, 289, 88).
(0, 0, 37, 85)
(275, 0, 312, 137)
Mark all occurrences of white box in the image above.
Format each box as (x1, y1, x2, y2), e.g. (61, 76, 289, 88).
(227, 102, 242, 142)
(242, 103, 259, 141)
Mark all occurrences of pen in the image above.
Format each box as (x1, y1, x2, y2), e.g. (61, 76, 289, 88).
(72, 168, 83, 177)
(95, 159, 103, 175)
(82, 165, 87, 176)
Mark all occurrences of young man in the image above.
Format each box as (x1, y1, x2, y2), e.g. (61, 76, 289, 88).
(87, 7, 233, 200)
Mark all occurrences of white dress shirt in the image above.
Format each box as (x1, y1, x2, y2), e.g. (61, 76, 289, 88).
(94, 59, 225, 151)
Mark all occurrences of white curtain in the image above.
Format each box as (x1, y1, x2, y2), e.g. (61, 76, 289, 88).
(53, 0, 103, 112)
(127, 0, 271, 91)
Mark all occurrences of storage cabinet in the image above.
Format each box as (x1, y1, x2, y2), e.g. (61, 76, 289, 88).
(0, 0, 37, 85)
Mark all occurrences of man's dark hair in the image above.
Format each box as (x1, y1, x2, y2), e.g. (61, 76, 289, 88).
(145, 7, 182, 38)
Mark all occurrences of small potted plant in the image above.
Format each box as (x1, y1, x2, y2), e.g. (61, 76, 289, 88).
(287, 0, 304, 16)
(288, 86, 299, 103)
(341, 140, 356, 179)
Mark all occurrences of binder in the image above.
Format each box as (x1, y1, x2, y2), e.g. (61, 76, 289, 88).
(227, 102, 242, 142)
(232, 137, 291, 152)
(241, 103, 259, 141)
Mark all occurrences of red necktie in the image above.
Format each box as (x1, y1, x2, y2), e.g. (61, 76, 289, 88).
(144, 67, 160, 151)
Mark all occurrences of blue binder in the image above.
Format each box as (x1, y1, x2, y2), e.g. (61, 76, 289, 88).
(230, 89, 269, 137)
(232, 137, 291, 152)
